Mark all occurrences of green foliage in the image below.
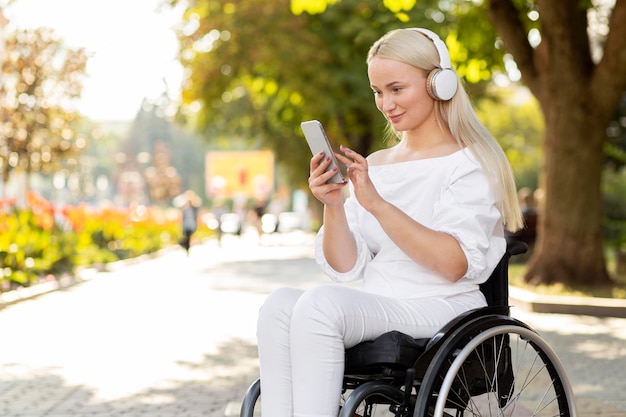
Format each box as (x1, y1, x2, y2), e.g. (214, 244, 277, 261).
(603, 168, 626, 247)
(604, 95, 626, 171)
(475, 86, 543, 190)
(601, 97, 626, 253)
(170, 0, 507, 188)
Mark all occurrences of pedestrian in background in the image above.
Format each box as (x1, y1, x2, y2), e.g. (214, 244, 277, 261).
(179, 190, 201, 254)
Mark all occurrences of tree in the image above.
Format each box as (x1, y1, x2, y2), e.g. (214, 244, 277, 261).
(117, 96, 209, 203)
(487, 0, 626, 286)
(169, 0, 467, 184)
(0, 27, 88, 191)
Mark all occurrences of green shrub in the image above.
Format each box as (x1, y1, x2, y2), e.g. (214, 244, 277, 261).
(0, 192, 191, 292)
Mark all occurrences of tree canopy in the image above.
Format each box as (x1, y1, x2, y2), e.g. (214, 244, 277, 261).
(0, 27, 88, 186)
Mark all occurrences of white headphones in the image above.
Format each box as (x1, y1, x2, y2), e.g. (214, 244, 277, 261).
(409, 28, 458, 101)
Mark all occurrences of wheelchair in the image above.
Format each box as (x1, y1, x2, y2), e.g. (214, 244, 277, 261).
(240, 241, 577, 417)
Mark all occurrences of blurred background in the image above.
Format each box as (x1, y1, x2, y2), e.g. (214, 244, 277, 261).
(0, 0, 625, 296)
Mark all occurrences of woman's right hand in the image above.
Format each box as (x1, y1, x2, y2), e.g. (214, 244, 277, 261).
(308, 151, 347, 207)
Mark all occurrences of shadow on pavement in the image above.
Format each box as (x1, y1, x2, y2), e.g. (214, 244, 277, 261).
(0, 337, 260, 417)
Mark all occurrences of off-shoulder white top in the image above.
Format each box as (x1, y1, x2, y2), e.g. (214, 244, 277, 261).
(315, 148, 506, 300)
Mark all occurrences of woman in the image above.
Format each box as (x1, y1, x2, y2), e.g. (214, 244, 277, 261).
(256, 28, 523, 417)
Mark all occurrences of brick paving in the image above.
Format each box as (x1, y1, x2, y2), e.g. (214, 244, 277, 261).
(1, 230, 625, 416)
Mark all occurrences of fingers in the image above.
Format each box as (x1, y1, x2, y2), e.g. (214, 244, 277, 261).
(338, 145, 367, 179)
(309, 152, 340, 186)
(335, 153, 352, 165)
(309, 145, 365, 187)
(340, 145, 366, 163)
(309, 152, 332, 176)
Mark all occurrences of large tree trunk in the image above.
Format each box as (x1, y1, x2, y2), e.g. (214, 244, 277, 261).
(525, 95, 611, 285)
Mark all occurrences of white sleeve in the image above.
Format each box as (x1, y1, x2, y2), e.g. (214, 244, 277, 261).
(431, 163, 506, 282)
(314, 194, 373, 283)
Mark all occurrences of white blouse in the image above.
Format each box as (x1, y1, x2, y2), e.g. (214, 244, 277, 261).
(315, 148, 506, 300)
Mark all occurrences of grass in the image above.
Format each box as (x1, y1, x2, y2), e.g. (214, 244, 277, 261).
(508, 261, 626, 300)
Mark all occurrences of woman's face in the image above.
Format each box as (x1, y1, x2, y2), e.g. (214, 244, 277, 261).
(367, 57, 435, 133)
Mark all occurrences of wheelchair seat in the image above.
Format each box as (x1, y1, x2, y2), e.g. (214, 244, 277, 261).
(343, 240, 527, 378)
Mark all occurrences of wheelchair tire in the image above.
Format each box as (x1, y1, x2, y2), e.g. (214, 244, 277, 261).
(415, 324, 577, 417)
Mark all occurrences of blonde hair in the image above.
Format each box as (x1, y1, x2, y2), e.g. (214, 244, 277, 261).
(367, 29, 524, 232)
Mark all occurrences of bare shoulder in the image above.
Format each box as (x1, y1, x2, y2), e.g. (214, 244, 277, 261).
(366, 147, 394, 166)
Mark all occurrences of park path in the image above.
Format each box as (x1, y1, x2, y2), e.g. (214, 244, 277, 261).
(1, 230, 625, 416)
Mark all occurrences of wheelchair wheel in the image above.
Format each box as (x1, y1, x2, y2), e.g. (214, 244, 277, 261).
(415, 324, 577, 417)
(241, 378, 407, 417)
(242, 379, 408, 417)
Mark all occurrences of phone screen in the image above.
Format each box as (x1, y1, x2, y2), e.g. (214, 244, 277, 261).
(301, 120, 346, 184)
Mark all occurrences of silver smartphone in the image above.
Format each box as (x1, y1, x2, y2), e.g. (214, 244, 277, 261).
(301, 120, 346, 184)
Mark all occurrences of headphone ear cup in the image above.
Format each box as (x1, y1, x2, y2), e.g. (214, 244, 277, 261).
(426, 68, 458, 101)
(426, 69, 439, 100)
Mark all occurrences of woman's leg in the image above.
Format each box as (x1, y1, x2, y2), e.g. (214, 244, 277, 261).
(257, 287, 304, 417)
(289, 285, 482, 417)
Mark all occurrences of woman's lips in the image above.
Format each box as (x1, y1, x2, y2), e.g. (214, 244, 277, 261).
(387, 113, 403, 123)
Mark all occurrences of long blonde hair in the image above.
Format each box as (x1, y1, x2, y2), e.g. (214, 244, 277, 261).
(368, 29, 523, 232)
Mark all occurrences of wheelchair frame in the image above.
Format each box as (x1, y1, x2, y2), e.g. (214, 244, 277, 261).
(240, 241, 578, 417)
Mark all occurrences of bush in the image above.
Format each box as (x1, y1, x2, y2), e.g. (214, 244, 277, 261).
(0, 192, 199, 292)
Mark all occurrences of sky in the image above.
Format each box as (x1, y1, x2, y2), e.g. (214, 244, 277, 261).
(3, 0, 185, 121)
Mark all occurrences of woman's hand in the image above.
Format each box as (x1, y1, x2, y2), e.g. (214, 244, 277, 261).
(337, 145, 385, 214)
(308, 151, 346, 207)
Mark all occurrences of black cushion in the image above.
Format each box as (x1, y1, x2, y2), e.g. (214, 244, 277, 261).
(345, 331, 429, 373)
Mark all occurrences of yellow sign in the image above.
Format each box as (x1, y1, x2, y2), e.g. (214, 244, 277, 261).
(205, 150, 274, 198)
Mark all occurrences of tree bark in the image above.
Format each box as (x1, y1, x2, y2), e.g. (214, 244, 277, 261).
(526, 98, 609, 285)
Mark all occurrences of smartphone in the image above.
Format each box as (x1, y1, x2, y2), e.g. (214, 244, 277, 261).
(301, 120, 346, 184)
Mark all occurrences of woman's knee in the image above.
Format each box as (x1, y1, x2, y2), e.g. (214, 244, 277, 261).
(257, 287, 303, 334)
(291, 285, 350, 331)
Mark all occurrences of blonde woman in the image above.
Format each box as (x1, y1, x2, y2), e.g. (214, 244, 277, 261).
(256, 28, 523, 417)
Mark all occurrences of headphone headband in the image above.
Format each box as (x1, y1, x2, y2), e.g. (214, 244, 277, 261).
(408, 28, 452, 69)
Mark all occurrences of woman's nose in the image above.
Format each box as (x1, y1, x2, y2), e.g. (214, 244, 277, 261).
(381, 95, 395, 112)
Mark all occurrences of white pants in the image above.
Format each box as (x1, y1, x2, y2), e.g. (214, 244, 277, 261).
(256, 284, 486, 417)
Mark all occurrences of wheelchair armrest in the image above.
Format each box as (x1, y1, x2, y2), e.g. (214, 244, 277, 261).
(507, 240, 528, 257)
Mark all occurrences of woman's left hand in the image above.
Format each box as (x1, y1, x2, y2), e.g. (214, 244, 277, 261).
(337, 145, 384, 213)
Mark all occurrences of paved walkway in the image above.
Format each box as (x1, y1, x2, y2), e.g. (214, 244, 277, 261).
(1, 231, 625, 416)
